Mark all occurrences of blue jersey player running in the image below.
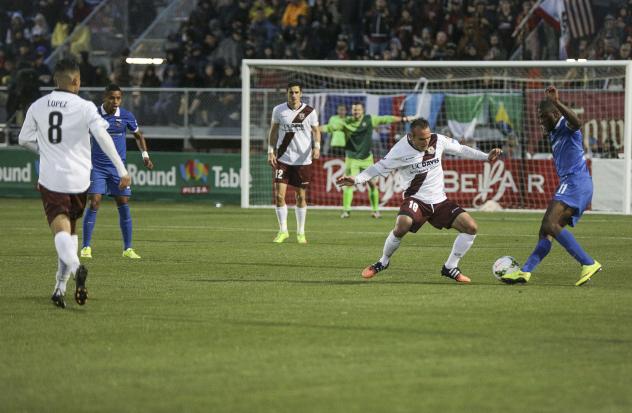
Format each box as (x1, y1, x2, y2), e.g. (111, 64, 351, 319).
(80, 84, 154, 259)
(501, 85, 602, 286)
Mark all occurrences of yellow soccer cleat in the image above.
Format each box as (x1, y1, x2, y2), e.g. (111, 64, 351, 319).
(501, 270, 531, 284)
(122, 248, 141, 259)
(80, 246, 92, 258)
(297, 233, 307, 244)
(273, 231, 289, 243)
(576, 260, 602, 286)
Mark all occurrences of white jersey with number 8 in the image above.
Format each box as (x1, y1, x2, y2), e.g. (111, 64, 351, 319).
(18, 90, 110, 193)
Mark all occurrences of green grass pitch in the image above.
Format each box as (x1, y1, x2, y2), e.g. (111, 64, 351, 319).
(1, 198, 632, 412)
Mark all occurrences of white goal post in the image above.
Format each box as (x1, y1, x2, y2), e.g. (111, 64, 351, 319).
(241, 60, 632, 214)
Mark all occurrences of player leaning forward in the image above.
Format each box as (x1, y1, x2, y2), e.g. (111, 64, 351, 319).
(337, 118, 502, 282)
(18, 58, 130, 308)
(267, 81, 321, 244)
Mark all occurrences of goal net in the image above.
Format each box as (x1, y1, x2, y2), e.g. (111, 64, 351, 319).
(241, 60, 632, 214)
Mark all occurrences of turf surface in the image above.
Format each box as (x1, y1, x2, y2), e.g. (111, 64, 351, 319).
(1, 199, 631, 412)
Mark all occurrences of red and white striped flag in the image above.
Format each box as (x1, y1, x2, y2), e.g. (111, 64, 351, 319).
(564, 0, 595, 38)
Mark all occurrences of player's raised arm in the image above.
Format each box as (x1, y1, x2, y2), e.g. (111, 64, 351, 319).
(545, 85, 581, 130)
(133, 129, 153, 170)
(267, 122, 280, 168)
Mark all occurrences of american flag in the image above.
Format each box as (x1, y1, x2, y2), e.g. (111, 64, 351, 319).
(564, 0, 595, 38)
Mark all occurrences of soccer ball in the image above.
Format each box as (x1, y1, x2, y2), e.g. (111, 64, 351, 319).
(492, 256, 521, 280)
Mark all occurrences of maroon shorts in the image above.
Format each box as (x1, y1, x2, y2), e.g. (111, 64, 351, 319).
(398, 197, 465, 233)
(274, 161, 312, 189)
(39, 184, 87, 225)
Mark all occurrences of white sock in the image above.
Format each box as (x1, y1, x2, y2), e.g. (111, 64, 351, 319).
(275, 205, 288, 232)
(445, 233, 476, 268)
(54, 232, 80, 275)
(380, 231, 401, 266)
(71, 234, 78, 254)
(295, 206, 306, 234)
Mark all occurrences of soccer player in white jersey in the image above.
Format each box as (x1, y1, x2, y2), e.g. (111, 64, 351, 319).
(18, 58, 130, 309)
(337, 118, 502, 283)
(267, 81, 321, 244)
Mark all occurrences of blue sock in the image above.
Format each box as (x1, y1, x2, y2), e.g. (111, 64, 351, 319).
(555, 228, 594, 266)
(82, 208, 98, 248)
(118, 204, 133, 250)
(522, 238, 552, 272)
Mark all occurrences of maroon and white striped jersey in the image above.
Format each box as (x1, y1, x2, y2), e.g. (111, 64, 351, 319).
(271, 102, 319, 166)
(355, 133, 488, 204)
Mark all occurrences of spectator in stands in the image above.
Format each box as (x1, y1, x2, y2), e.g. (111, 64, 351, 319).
(141, 65, 161, 88)
(5, 12, 31, 47)
(484, 32, 507, 60)
(111, 48, 131, 86)
(33, 48, 52, 85)
(216, 65, 240, 127)
(456, 20, 488, 59)
(328, 35, 350, 60)
(153, 65, 181, 125)
(179, 65, 205, 125)
(495, 0, 515, 52)
(363, 0, 392, 57)
(72, 0, 93, 24)
(250, 7, 279, 52)
(430, 31, 450, 60)
(51, 14, 71, 49)
(212, 30, 243, 69)
(596, 14, 622, 52)
(281, 0, 309, 29)
(419, 0, 444, 35)
(31, 13, 50, 40)
(77, 51, 96, 86)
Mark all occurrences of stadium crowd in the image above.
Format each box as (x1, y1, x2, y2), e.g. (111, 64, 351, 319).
(1, 0, 631, 90)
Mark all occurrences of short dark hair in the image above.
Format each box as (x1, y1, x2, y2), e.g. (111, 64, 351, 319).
(351, 101, 364, 108)
(411, 118, 430, 130)
(287, 80, 303, 91)
(538, 100, 558, 114)
(54, 58, 80, 75)
(105, 83, 122, 93)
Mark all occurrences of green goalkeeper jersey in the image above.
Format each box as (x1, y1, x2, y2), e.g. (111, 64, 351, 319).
(322, 114, 396, 159)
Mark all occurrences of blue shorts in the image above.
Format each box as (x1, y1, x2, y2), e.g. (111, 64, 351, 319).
(88, 166, 131, 197)
(553, 173, 592, 227)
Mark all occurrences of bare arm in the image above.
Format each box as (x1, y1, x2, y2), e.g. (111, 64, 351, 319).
(546, 85, 581, 130)
(133, 130, 153, 170)
(312, 124, 321, 160)
(267, 122, 280, 168)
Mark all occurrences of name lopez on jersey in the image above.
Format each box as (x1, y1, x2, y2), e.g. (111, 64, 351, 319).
(281, 123, 306, 132)
(48, 100, 68, 108)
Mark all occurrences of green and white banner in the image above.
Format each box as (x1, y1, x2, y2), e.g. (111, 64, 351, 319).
(444, 94, 486, 139)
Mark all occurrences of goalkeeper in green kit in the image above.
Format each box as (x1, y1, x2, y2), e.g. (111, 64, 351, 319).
(321, 102, 415, 218)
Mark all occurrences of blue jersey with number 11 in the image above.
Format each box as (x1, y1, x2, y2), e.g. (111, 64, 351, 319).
(91, 105, 139, 171)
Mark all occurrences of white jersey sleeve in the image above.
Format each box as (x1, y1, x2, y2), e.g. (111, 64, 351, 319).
(441, 135, 488, 160)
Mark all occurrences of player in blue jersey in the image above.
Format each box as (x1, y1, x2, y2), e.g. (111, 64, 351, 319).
(80, 84, 153, 259)
(502, 85, 602, 286)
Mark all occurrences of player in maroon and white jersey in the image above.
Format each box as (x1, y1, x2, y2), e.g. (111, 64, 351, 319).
(18, 58, 130, 308)
(267, 81, 321, 244)
(337, 118, 502, 283)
